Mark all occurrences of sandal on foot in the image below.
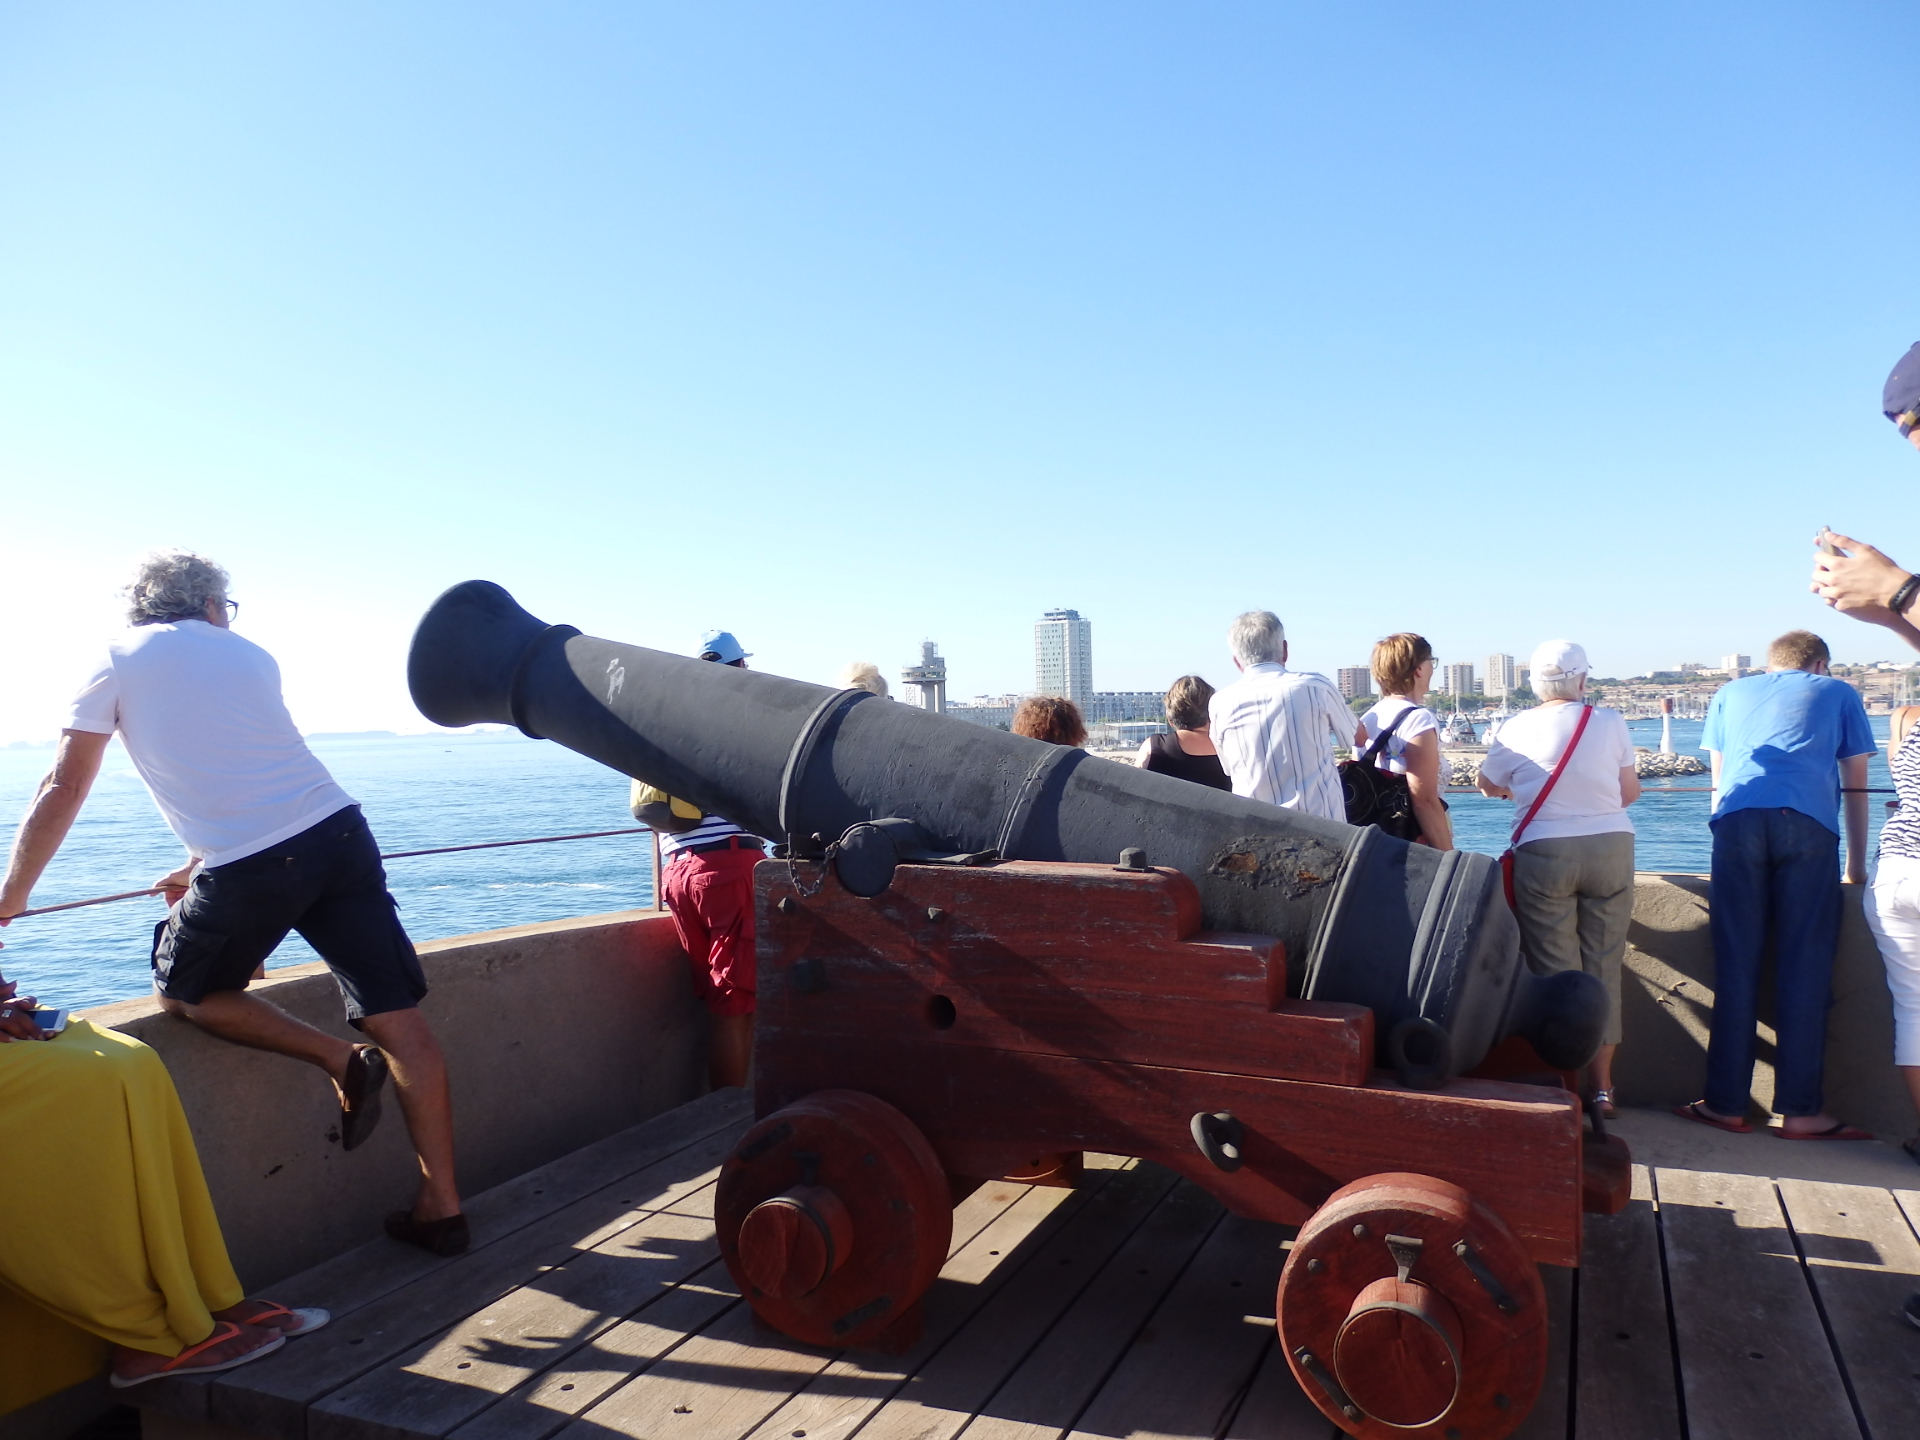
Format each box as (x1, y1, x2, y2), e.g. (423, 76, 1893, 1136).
(109, 1322, 284, 1388)
(1778, 1121, 1875, 1140)
(1588, 1089, 1617, 1120)
(226, 1300, 330, 1336)
(340, 1044, 389, 1152)
(1673, 1102, 1752, 1134)
(386, 1210, 470, 1257)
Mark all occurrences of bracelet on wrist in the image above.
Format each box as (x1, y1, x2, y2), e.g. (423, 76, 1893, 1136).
(1892, 573, 1920, 616)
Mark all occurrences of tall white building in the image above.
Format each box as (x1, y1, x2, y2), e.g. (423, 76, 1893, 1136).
(1444, 662, 1478, 697)
(1035, 609, 1093, 704)
(1722, 654, 1752, 675)
(1337, 667, 1372, 700)
(1485, 654, 1516, 696)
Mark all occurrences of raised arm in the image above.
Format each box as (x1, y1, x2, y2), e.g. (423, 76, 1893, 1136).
(0, 730, 111, 921)
(1811, 533, 1920, 655)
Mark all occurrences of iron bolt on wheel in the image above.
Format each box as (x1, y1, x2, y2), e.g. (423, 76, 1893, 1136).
(1277, 1172, 1547, 1440)
(716, 1090, 951, 1348)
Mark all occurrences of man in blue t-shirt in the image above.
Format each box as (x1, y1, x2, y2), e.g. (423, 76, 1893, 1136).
(1679, 629, 1875, 1139)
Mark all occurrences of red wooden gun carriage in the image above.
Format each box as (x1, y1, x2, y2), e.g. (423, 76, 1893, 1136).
(717, 857, 1629, 1440)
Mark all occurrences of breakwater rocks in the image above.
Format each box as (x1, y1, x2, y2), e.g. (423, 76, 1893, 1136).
(1443, 749, 1706, 787)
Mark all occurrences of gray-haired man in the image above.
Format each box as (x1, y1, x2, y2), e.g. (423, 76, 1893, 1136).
(1208, 610, 1363, 822)
(0, 551, 467, 1255)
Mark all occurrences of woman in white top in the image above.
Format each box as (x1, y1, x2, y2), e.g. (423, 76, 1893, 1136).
(1354, 633, 1452, 849)
(1479, 640, 1641, 1115)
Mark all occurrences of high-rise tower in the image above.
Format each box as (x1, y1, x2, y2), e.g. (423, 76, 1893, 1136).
(899, 641, 948, 714)
(1034, 609, 1093, 704)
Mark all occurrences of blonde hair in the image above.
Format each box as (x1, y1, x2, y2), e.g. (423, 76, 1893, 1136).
(1768, 630, 1830, 672)
(841, 661, 889, 697)
(1371, 633, 1432, 697)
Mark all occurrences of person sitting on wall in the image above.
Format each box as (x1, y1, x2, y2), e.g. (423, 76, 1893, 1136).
(1677, 629, 1876, 1140)
(0, 551, 466, 1257)
(1208, 610, 1363, 822)
(0, 966, 326, 1402)
(1011, 695, 1087, 746)
(632, 629, 767, 1091)
(1135, 676, 1230, 790)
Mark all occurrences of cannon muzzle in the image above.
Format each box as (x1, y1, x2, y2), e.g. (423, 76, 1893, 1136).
(409, 580, 1606, 1080)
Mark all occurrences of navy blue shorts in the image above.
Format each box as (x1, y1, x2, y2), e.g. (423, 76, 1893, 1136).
(152, 805, 427, 1024)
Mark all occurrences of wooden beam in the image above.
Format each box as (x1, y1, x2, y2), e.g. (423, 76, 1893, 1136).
(1572, 1166, 1682, 1440)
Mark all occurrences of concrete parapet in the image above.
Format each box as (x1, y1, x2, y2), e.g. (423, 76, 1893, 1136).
(1617, 874, 1910, 1135)
(82, 907, 704, 1292)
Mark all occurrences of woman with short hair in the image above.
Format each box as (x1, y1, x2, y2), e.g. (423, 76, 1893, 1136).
(1478, 640, 1641, 1116)
(1135, 676, 1230, 790)
(1353, 634, 1452, 850)
(1011, 696, 1087, 747)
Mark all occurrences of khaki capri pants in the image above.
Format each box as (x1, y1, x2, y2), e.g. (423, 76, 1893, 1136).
(1509, 831, 1636, 1046)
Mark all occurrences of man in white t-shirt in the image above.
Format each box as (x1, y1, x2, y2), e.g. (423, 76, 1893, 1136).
(1208, 610, 1363, 822)
(0, 551, 467, 1256)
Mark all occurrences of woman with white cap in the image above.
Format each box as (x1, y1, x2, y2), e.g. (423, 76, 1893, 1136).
(1478, 640, 1642, 1115)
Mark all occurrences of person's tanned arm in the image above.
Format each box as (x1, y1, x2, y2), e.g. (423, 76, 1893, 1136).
(1811, 533, 1920, 655)
(0, 730, 111, 922)
(1842, 752, 1870, 884)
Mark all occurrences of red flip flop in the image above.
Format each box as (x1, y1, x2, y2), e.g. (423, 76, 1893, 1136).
(1777, 1121, 1875, 1141)
(1673, 1102, 1752, 1134)
(109, 1321, 285, 1388)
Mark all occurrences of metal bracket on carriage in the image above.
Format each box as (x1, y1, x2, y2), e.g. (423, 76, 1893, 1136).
(1453, 1238, 1522, 1314)
(1189, 1110, 1245, 1173)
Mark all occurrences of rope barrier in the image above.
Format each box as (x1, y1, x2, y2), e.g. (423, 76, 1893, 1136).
(12, 826, 653, 919)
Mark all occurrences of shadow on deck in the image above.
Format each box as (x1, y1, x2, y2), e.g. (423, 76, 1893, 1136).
(126, 1095, 1920, 1440)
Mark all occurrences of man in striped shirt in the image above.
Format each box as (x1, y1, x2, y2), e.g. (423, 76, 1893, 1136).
(1208, 610, 1362, 822)
(631, 629, 766, 1089)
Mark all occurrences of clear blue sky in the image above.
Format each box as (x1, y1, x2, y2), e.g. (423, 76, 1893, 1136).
(4, 2, 1917, 742)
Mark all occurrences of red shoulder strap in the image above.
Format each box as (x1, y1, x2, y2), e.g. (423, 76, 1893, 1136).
(1511, 704, 1594, 846)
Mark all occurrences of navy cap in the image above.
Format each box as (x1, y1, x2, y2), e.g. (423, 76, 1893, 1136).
(698, 629, 750, 664)
(1884, 342, 1920, 422)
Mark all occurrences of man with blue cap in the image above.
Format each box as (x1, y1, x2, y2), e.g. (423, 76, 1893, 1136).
(1808, 343, 1920, 1332)
(629, 628, 765, 1089)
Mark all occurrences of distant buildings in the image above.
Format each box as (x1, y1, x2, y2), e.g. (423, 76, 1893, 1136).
(1337, 667, 1372, 700)
(1722, 653, 1752, 676)
(1443, 662, 1479, 696)
(946, 695, 1021, 728)
(1485, 654, 1515, 696)
(899, 641, 947, 714)
(1034, 608, 1093, 703)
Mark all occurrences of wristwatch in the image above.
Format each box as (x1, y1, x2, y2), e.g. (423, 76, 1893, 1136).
(1894, 574, 1920, 616)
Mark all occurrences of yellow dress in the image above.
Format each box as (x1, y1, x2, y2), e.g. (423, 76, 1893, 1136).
(0, 1019, 243, 1414)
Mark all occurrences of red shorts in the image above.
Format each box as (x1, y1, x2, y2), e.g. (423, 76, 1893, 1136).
(661, 847, 761, 1017)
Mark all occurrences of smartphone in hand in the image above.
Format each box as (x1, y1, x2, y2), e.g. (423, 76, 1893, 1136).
(1817, 527, 1844, 556)
(27, 1008, 67, 1036)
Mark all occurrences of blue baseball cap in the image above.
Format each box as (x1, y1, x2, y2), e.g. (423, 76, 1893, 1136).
(698, 629, 751, 664)
(1884, 342, 1920, 429)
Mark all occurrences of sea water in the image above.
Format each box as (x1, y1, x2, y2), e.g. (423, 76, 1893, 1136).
(0, 715, 1897, 1010)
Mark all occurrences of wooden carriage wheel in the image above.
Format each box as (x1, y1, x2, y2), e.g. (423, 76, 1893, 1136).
(1276, 1173, 1548, 1440)
(715, 1089, 952, 1348)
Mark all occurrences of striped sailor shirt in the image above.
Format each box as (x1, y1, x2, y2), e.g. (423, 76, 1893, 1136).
(1208, 662, 1359, 822)
(657, 812, 766, 861)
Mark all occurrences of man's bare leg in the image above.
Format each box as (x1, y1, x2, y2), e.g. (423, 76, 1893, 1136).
(711, 1012, 753, 1090)
(358, 1007, 460, 1221)
(161, 990, 355, 1089)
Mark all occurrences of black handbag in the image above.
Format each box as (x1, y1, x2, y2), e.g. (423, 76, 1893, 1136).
(1340, 706, 1423, 840)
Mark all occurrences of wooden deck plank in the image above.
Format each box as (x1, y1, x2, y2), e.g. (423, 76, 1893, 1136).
(445, 1175, 1044, 1440)
(1654, 1168, 1857, 1440)
(203, 1121, 750, 1439)
(1061, 1213, 1289, 1440)
(1219, 1347, 1337, 1440)
(309, 1206, 723, 1440)
(1506, 1263, 1570, 1440)
(729, 1177, 1113, 1440)
(853, 1168, 1204, 1440)
(1777, 1178, 1920, 1439)
(447, 1262, 742, 1440)
(1573, 1166, 1682, 1440)
(549, 1290, 840, 1440)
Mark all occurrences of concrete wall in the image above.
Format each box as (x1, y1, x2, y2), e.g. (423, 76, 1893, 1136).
(1617, 874, 1911, 1135)
(85, 908, 705, 1291)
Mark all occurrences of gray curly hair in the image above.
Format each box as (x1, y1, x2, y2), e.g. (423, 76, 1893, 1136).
(125, 550, 230, 626)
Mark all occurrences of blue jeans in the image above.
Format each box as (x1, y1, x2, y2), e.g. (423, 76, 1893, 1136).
(1705, 806, 1841, 1118)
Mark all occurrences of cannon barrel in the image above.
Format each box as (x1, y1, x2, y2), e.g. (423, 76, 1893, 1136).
(408, 580, 1605, 1079)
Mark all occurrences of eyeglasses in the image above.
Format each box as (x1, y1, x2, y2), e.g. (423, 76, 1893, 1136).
(222, 599, 240, 620)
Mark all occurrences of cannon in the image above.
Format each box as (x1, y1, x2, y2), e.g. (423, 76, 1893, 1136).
(407, 580, 1606, 1083)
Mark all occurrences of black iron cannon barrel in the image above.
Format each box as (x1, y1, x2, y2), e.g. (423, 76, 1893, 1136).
(408, 580, 1605, 1079)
